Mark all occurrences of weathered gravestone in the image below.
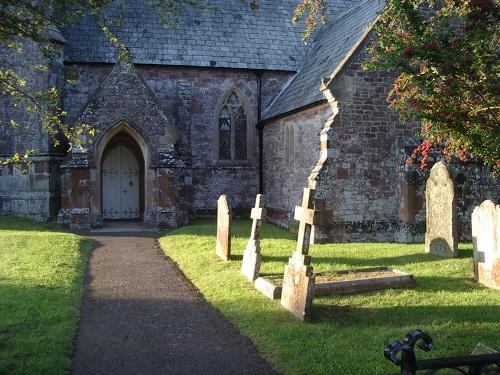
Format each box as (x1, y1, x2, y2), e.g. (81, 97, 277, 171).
(424, 161, 458, 258)
(472, 200, 500, 289)
(280, 187, 317, 322)
(216, 195, 232, 261)
(241, 194, 266, 281)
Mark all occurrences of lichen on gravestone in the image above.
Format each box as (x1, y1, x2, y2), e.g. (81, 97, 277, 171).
(424, 161, 458, 258)
(280, 187, 317, 322)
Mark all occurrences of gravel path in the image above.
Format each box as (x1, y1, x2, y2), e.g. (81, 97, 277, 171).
(71, 232, 276, 375)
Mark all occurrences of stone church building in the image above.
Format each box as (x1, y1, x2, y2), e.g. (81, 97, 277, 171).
(0, 0, 498, 242)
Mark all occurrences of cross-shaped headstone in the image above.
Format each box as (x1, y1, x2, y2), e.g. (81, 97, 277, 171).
(281, 187, 317, 322)
(250, 194, 266, 240)
(293, 187, 317, 255)
(241, 194, 266, 281)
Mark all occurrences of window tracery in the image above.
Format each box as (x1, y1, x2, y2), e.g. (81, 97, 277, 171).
(218, 92, 248, 161)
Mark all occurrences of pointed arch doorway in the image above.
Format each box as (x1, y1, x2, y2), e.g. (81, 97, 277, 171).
(101, 132, 145, 220)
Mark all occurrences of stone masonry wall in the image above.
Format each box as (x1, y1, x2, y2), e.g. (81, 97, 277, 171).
(263, 43, 499, 242)
(397, 162, 500, 242)
(263, 103, 330, 226)
(60, 63, 290, 226)
(316, 45, 418, 242)
(0, 40, 65, 221)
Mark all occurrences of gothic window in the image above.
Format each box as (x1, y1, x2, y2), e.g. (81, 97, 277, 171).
(285, 124, 295, 164)
(219, 106, 231, 160)
(218, 92, 248, 161)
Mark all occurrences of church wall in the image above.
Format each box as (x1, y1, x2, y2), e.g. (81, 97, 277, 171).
(141, 66, 261, 216)
(318, 46, 418, 242)
(263, 43, 499, 243)
(262, 104, 330, 227)
(59, 63, 290, 227)
(0, 40, 65, 221)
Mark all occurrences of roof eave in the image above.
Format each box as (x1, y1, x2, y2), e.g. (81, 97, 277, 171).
(262, 98, 328, 125)
(320, 14, 381, 93)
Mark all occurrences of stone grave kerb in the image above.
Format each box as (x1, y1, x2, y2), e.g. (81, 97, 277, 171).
(280, 187, 317, 322)
(241, 194, 266, 281)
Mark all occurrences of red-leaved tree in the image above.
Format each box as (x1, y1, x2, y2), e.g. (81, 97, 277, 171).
(365, 0, 499, 174)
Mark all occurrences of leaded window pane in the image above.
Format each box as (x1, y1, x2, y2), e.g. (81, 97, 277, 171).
(219, 106, 231, 160)
(234, 106, 247, 160)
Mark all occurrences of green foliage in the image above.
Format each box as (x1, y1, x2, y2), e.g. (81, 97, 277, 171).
(366, 0, 500, 174)
(292, 0, 328, 40)
(0, 217, 91, 374)
(159, 219, 500, 375)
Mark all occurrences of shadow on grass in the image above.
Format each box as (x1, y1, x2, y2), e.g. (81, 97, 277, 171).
(0, 216, 63, 232)
(167, 219, 296, 241)
(260, 252, 459, 268)
(312, 302, 499, 326)
(311, 247, 473, 268)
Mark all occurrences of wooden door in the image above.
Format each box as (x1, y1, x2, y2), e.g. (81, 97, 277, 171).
(102, 145, 140, 219)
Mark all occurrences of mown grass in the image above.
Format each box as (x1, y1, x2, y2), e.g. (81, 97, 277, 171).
(159, 219, 500, 375)
(0, 217, 91, 375)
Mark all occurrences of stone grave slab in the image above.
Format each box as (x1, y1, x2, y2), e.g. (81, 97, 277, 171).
(472, 200, 500, 289)
(424, 161, 458, 258)
(255, 267, 415, 300)
(216, 195, 232, 261)
(241, 194, 266, 281)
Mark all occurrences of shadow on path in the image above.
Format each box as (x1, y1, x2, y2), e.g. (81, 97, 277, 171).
(71, 232, 275, 375)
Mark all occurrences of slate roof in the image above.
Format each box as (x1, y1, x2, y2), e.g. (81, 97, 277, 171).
(63, 0, 360, 71)
(263, 0, 385, 120)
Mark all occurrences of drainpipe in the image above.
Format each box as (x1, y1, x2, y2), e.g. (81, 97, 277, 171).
(256, 70, 264, 194)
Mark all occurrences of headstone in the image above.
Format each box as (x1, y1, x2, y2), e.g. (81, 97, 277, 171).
(424, 161, 458, 257)
(241, 194, 266, 281)
(472, 200, 500, 289)
(216, 195, 232, 261)
(280, 187, 317, 322)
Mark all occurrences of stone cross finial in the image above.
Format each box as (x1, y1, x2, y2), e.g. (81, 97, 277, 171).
(281, 187, 317, 322)
(216, 195, 232, 261)
(241, 194, 266, 281)
(250, 194, 266, 240)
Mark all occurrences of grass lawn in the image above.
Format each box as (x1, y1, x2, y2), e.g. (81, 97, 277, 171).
(160, 219, 500, 375)
(0, 217, 91, 375)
